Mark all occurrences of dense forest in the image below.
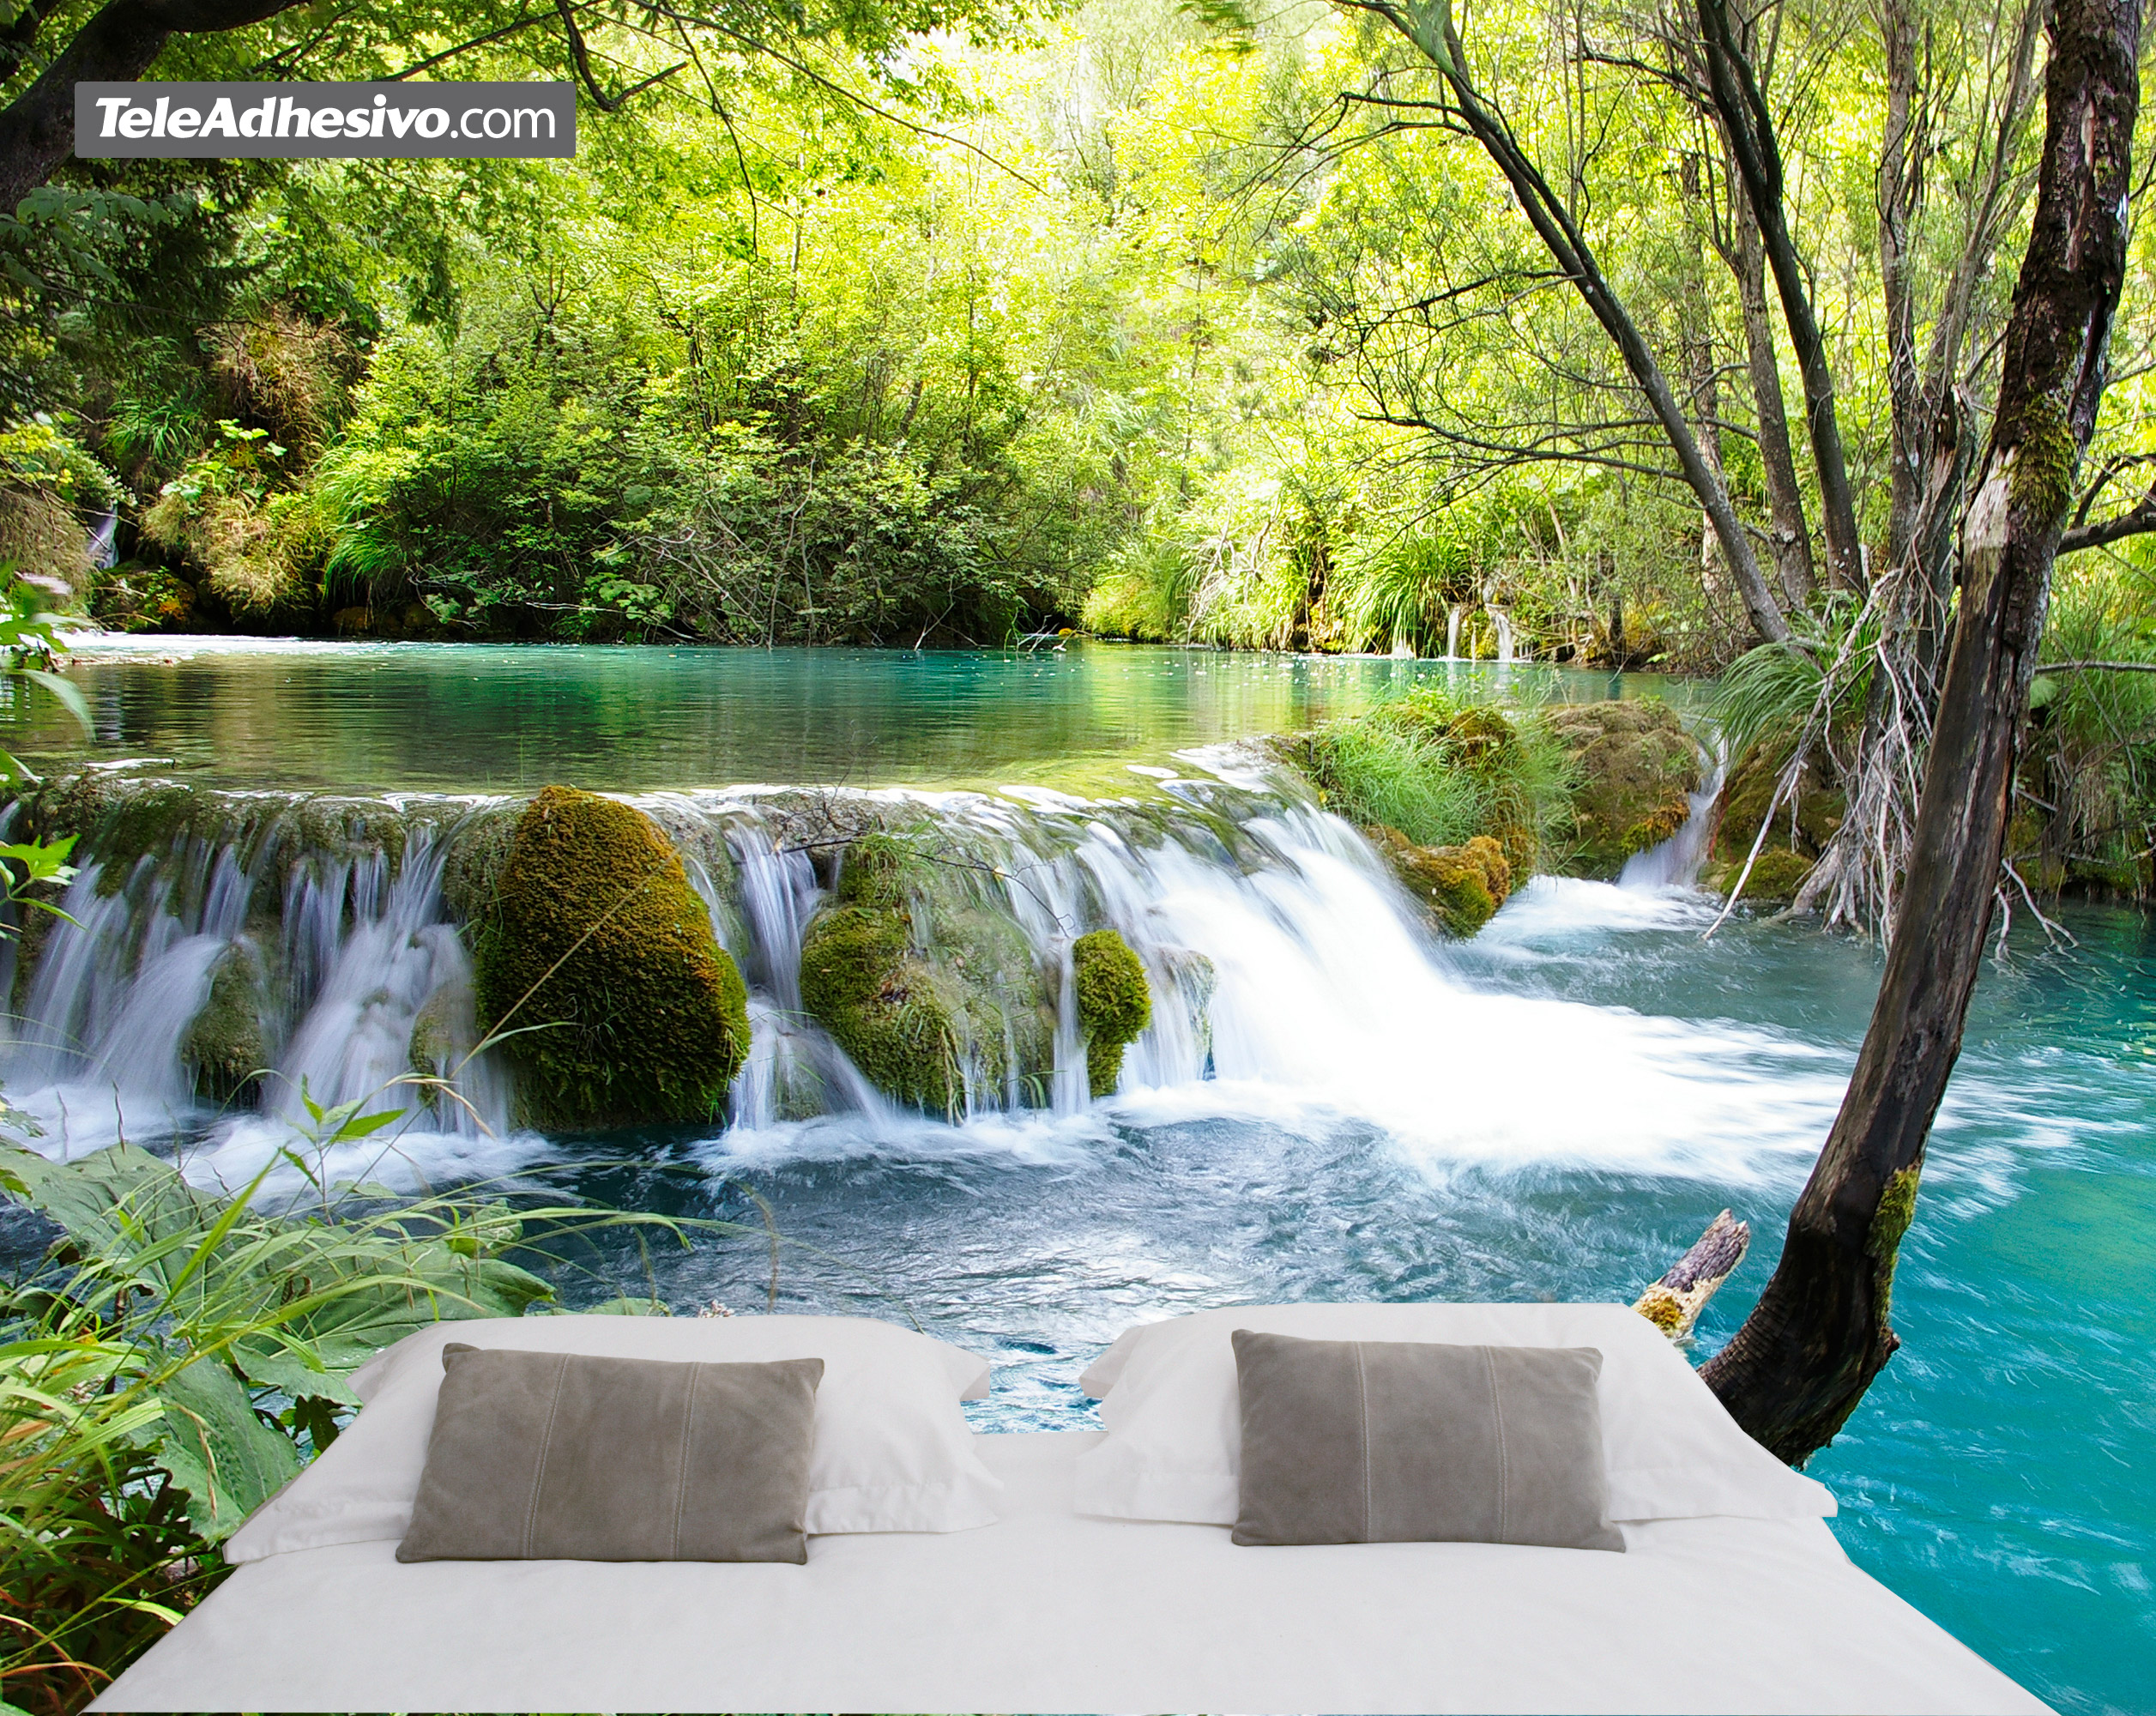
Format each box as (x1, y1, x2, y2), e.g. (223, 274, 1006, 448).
(2, 0, 2154, 903)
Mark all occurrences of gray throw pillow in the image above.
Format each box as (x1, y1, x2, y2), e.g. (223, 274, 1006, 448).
(1231, 1329, 1623, 1551)
(396, 1344, 824, 1564)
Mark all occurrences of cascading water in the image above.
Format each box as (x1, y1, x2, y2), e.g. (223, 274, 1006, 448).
(1445, 607, 1463, 660)
(0, 755, 1833, 1193)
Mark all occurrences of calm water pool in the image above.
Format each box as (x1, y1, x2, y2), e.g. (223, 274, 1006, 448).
(4, 637, 2149, 1713)
(8, 634, 1697, 793)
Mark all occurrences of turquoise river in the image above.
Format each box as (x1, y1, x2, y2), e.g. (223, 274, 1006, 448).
(3, 637, 2150, 1716)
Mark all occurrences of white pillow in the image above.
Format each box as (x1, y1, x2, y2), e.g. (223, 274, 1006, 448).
(227, 1314, 999, 1563)
(1073, 1302, 1835, 1525)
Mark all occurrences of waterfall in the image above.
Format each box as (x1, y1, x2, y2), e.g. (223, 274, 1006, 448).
(0, 765, 1822, 1188)
(1491, 608, 1515, 665)
(1445, 607, 1462, 660)
(88, 511, 118, 571)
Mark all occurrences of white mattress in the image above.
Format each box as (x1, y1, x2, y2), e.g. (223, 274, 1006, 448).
(97, 1429, 2046, 1714)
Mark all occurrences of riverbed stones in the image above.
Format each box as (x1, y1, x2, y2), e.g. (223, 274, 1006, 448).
(1545, 700, 1704, 878)
(472, 785, 750, 1129)
(1700, 745, 1845, 901)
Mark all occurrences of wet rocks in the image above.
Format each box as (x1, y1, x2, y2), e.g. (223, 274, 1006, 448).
(182, 940, 270, 1105)
(1545, 700, 1704, 878)
(471, 785, 750, 1128)
(1369, 827, 1513, 937)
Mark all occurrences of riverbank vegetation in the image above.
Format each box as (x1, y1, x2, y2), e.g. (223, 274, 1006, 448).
(0, 1095, 758, 1713)
(3, 0, 2154, 898)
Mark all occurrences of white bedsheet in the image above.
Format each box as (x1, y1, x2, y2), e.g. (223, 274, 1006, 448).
(97, 1429, 2046, 1714)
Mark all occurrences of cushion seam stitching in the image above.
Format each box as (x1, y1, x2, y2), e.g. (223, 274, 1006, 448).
(523, 1353, 570, 1557)
(1356, 1341, 1372, 1543)
(1486, 1345, 1508, 1544)
(673, 1364, 699, 1560)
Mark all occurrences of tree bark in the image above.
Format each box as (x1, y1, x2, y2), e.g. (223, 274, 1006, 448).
(1702, 0, 2141, 1465)
(0, 0, 305, 215)
(1728, 171, 1815, 608)
(1678, 152, 1730, 599)
(1350, 0, 1792, 645)
(1694, 0, 1865, 591)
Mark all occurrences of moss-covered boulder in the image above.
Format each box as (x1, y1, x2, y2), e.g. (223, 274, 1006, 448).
(472, 786, 750, 1128)
(183, 940, 269, 1105)
(1369, 827, 1513, 937)
(1072, 929, 1150, 1098)
(798, 835, 966, 1115)
(1545, 700, 1704, 878)
(1700, 744, 1845, 901)
(799, 831, 1060, 1117)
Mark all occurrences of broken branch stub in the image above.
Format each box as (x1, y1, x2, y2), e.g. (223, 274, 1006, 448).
(1634, 1210, 1751, 1341)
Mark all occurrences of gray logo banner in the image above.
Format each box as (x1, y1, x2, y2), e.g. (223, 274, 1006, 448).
(75, 82, 575, 160)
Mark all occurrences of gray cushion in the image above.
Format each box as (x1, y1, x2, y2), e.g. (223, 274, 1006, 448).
(1230, 1330, 1623, 1551)
(396, 1344, 824, 1563)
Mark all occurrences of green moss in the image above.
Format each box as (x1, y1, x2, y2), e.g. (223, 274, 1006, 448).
(182, 941, 269, 1105)
(1072, 928, 1150, 1098)
(799, 904, 963, 1115)
(2008, 393, 2080, 527)
(472, 785, 750, 1128)
(1867, 1163, 1923, 1332)
(1545, 700, 1703, 878)
(1369, 827, 1512, 937)
(438, 802, 524, 923)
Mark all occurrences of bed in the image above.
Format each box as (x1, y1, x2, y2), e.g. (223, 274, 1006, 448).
(93, 1308, 2049, 1715)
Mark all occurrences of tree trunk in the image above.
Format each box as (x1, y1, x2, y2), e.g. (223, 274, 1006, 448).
(0, 0, 304, 215)
(1729, 172, 1815, 608)
(1678, 153, 1730, 599)
(1694, 0, 1866, 592)
(1702, 0, 2141, 1465)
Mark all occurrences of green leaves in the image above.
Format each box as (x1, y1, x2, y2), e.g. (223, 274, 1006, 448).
(155, 1359, 305, 1542)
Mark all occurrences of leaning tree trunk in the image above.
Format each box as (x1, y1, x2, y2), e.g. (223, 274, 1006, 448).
(0, 0, 304, 215)
(1702, 0, 2141, 1465)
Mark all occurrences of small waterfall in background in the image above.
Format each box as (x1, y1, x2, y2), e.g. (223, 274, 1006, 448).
(0, 753, 1837, 1192)
(1445, 607, 1463, 660)
(87, 511, 118, 571)
(1490, 608, 1515, 665)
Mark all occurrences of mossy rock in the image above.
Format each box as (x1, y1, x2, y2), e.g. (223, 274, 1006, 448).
(799, 903, 963, 1116)
(1711, 745, 1845, 867)
(439, 801, 525, 923)
(472, 786, 750, 1129)
(800, 832, 1060, 1116)
(184, 940, 269, 1105)
(1370, 826, 1513, 937)
(1072, 929, 1150, 1098)
(408, 976, 480, 1113)
(1701, 846, 1815, 903)
(1545, 701, 1703, 878)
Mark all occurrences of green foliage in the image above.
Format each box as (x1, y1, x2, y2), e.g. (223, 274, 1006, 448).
(0, 1135, 554, 1713)
(2020, 572, 2156, 896)
(1072, 928, 1150, 1097)
(473, 787, 752, 1128)
(1299, 688, 1576, 872)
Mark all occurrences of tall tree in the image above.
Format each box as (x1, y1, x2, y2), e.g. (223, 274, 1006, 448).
(1330, 0, 1794, 644)
(1692, 0, 1864, 590)
(1701, 0, 2141, 1464)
